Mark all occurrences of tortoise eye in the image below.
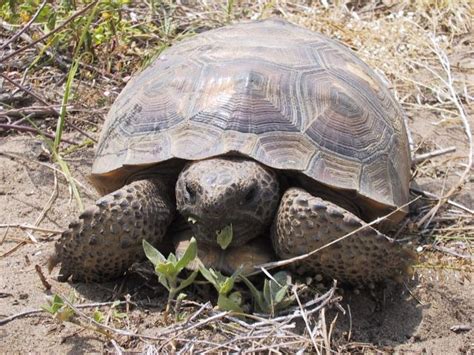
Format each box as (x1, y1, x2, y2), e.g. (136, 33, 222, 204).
(185, 182, 197, 204)
(244, 186, 258, 204)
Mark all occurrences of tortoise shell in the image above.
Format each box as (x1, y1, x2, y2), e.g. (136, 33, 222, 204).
(91, 18, 411, 224)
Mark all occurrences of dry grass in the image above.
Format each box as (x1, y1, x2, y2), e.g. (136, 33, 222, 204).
(1, 0, 472, 353)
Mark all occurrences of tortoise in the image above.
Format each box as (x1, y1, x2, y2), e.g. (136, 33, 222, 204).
(49, 18, 413, 285)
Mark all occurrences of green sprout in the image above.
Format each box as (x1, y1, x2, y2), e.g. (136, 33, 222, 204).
(42, 294, 75, 322)
(42, 294, 128, 337)
(92, 308, 105, 323)
(89, 299, 126, 324)
(199, 266, 243, 312)
(242, 271, 295, 316)
(143, 238, 198, 315)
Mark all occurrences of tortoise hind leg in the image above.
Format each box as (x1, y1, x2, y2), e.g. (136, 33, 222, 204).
(271, 187, 414, 285)
(49, 178, 175, 283)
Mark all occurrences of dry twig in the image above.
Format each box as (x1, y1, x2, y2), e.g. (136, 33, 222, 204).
(0, 223, 63, 234)
(412, 146, 457, 166)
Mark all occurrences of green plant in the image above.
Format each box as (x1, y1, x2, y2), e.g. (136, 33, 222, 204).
(92, 299, 127, 324)
(142, 238, 198, 315)
(224, 0, 235, 22)
(199, 266, 243, 312)
(50, 2, 100, 212)
(42, 294, 75, 322)
(42, 294, 128, 337)
(242, 271, 294, 316)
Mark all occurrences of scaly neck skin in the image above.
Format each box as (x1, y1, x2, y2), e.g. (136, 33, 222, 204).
(175, 157, 280, 247)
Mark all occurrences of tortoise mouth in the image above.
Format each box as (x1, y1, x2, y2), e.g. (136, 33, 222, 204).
(184, 214, 263, 247)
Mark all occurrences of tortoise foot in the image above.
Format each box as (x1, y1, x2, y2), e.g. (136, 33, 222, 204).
(49, 178, 175, 282)
(271, 188, 415, 285)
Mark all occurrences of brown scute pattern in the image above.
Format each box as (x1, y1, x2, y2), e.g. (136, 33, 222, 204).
(272, 188, 415, 285)
(48, 179, 175, 282)
(93, 18, 410, 218)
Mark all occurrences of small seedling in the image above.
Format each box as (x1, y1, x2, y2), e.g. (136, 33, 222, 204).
(99, 300, 127, 325)
(92, 308, 105, 323)
(42, 294, 75, 322)
(42, 294, 127, 337)
(242, 271, 295, 316)
(110, 301, 127, 320)
(143, 238, 198, 315)
(199, 266, 243, 312)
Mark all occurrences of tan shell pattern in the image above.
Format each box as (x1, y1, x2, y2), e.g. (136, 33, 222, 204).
(92, 18, 411, 216)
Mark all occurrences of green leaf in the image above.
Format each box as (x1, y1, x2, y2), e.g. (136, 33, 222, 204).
(270, 271, 292, 306)
(273, 271, 290, 287)
(241, 276, 266, 312)
(199, 266, 218, 288)
(220, 277, 235, 295)
(42, 295, 75, 322)
(175, 270, 198, 293)
(274, 284, 289, 304)
(217, 293, 242, 312)
(112, 310, 127, 319)
(229, 291, 243, 307)
(167, 253, 177, 264)
(158, 274, 170, 291)
(93, 309, 104, 323)
(42, 294, 65, 314)
(263, 279, 272, 307)
(219, 267, 242, 295)
(42, 305, 54, 314)
(177, 293, 188, 302)
(143, 239, 166, 266)
(155, 261, 176, 276)
(46, 10, 56, 31)
(216, 224, 233, 250)
(175, 237, 197, 273)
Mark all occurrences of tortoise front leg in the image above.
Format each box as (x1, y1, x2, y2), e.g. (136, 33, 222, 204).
(271, 188, 414, 285)
(49, 178, 175, 283)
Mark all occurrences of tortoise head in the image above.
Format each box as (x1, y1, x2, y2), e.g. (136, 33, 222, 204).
(176, 157, 280, 247)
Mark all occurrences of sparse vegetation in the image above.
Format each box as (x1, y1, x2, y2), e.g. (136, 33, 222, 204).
(242, 271, 295, 316)
(199, 266, 243, 312)
(143, 238, 198, 316)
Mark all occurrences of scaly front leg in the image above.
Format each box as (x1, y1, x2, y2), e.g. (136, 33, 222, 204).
(49, 178, 175, 282)
(271, 188, 414, 285)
